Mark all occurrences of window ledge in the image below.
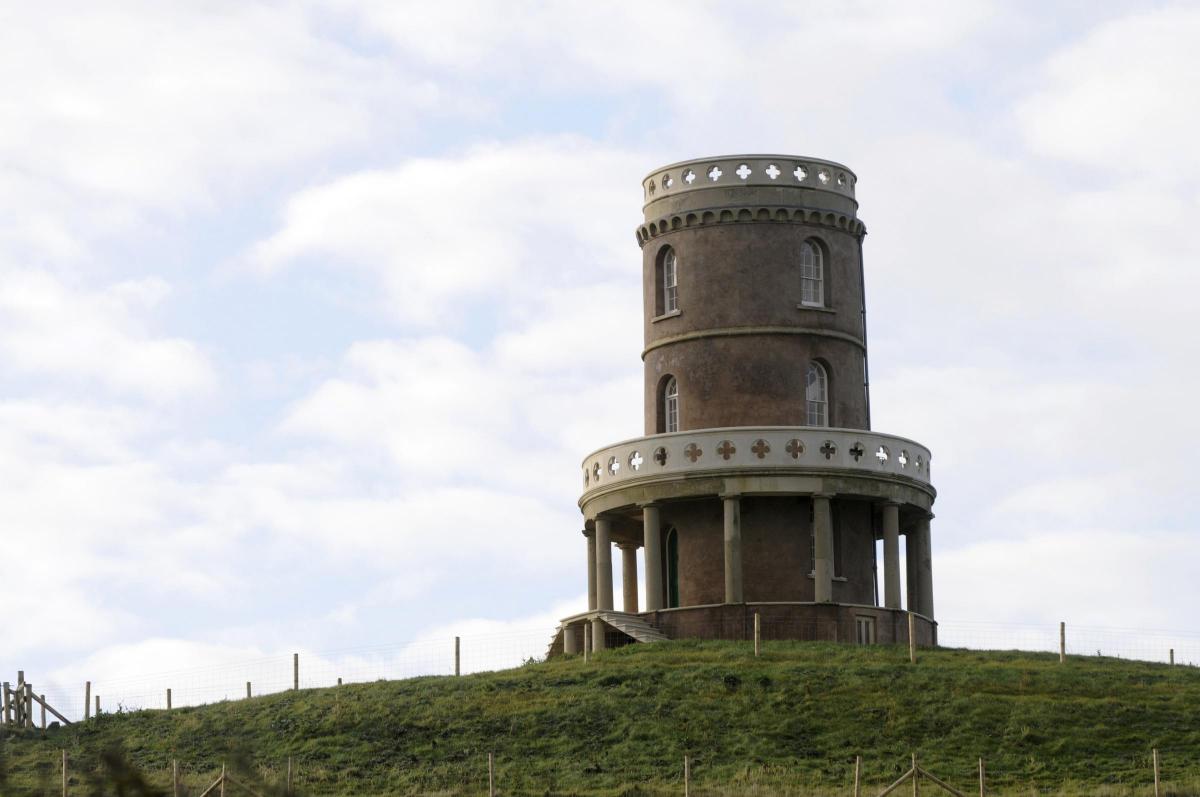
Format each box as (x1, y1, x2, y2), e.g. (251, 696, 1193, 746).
(807, 572, 849, 582)
(796, 304, 836, 314)
(652, 309, 682, 323)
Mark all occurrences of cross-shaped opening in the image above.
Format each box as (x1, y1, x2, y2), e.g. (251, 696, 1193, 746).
(793, 165, 808, 181)
(654, 447, 668, 466)
(683, 169, 696, 184)
(707, 165, 723, 181)
(608, 456, 620, 475)
(818, 169, 830, 184)
(717, 440, 736, 460)
(786, 439, 805, 459)
(820, 441, 837, 460)
(837, 173, 846, 186)
(583, 469, 589, 487)
(875, 445, 890, 465)
(663, 174, 674, 189)
(897, 450, 909, 468)
(592, 462, 601, 481)
(915, 455, 923, 472)
(648, 181, 657, 194)
(751, 439, 770, 459)
(629, 451, 644, 471)
(684, 443, 702, 462)
(765, 164, 781, 180)
(849, 443, 865, 462)
(735, 163, 752, 180)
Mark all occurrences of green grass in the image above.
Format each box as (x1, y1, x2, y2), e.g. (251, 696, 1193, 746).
(3, 641, 1200, 795)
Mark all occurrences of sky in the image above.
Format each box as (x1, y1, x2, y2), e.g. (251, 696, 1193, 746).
(3, 0, 1200, 711)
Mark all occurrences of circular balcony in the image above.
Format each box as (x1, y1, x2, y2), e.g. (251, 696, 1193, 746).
(643, 154, 858, 209)
(580, 427, 933, 509)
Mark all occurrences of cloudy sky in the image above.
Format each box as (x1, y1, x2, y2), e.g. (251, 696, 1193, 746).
(3, 1, 1199, 708)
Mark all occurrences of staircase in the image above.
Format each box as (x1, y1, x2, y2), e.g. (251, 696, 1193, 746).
(546, 611, 670, 658)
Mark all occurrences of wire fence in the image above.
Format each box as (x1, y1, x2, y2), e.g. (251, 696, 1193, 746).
(8, 618, 1200, 725)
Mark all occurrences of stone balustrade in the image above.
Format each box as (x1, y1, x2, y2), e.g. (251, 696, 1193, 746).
(580, 426, 932, 502)
(643, 154, 857, 206)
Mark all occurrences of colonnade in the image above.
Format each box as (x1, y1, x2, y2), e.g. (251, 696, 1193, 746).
(583, 496, 934, 650)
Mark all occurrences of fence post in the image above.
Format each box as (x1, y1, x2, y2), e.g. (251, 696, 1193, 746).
(25, 683, 34, 729)
(978, 758, 985, 796)
(219, 762, 226, 797)
(1153, 748, 1160, 797)
(293, 653, 299, 691)
(455, 636, 461, 676)
(287, 756, 293, 795)
(753, 612, 761, 657)
(41, 694, 46, 731)
(95, 695, 100, 717)
(172, 759, 179, 797)
(62, 749, 68, 797)
(84, 681, 91, 721)
(3, 682, 10, 726)
(684, 754, 690, 797)
(488, 752, 495, 797)
(908, 613, 916, 664)
(853, 755, 861, 797)
(912, 752, 918, 797)
(166, 688, 172, 711)
(1059, 621, 1066, 663)
(1169, 649, 1175, 666)
(246, 682, 252, 699)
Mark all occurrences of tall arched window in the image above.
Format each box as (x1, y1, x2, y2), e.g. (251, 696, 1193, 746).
(666, 527, 680, 608)
(663, 376, 679, 433)
(806, 362, 828, 426)
(800, 240, 824, 307)
(662, 247, 678, 313)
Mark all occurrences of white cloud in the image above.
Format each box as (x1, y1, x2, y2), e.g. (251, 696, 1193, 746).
(0, 268, 215, 400)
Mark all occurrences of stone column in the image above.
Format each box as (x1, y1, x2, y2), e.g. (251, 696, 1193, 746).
(882, 502, 901, 609)
(594, 516, 613, 611)
(917, 515, 935, 619)
(722, 495, 743, 604)
(563, 625, 578, 655)
(642, 504, 663, 611)
(905, 526, 920, 613)
(585, 529, 597, 612)
(812, 494, 834, 602)
(619, 543, 639, 613)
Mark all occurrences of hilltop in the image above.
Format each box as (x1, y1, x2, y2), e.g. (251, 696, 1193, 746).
(2, 640, 1198, 795)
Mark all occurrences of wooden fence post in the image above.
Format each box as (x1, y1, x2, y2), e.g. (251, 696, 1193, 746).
(1169, 649, 1175, 666)
(753, 612, 761, 657)
(172, 759, 179, 797)
(455, 636, 461, 676)
(287, 756, 293, 795)
(166, 688, 172, 710)
(853, 755, 861, 797)
(62, 749, 68, 797)
(293, 653, 299, 691)
(978, 757, 985, 796)
(684, 754, 691, 797)
(1059, 621, 1066, 663)
(95, 695, 100, 717)
(4, 682, 11, 726)
(246, 682, 252, 699)
(488, 752, 495, 797)
(25, 683, 34, 729)
(219, 762, 226, 797)
(84, 681, 91, 721)
(40, 694, 46, 731)
(912, 752, 918, 797)
(908, 613, 916, 664)
(337, 677, 342, 686)
(1153, 748, 1161, 797)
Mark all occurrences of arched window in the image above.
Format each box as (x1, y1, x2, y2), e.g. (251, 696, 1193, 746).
(662, 248, 678, 313)
(666, 527, 680, 608)
(806, 362, 828, 426)
(663, 376, 679, 433)
(800, 240, 824, 307)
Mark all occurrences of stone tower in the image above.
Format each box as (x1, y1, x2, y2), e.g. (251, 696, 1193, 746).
(553, 155, 937, 655)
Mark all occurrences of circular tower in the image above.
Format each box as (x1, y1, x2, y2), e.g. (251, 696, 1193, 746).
(555, 155, 937, 655)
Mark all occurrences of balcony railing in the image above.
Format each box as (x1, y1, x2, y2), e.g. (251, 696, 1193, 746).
(580, 426, 932, 501)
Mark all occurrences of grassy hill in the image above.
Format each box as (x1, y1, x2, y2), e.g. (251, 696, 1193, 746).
(2, 640, 1199, 796)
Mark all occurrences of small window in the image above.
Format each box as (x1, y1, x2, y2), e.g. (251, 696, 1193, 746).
(663, 248, 678, 313)
(806, 362, 828, 427)
(663, 376, 679, 433)
(855, 616, 877, 645)
(800, 240, 824, 307)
